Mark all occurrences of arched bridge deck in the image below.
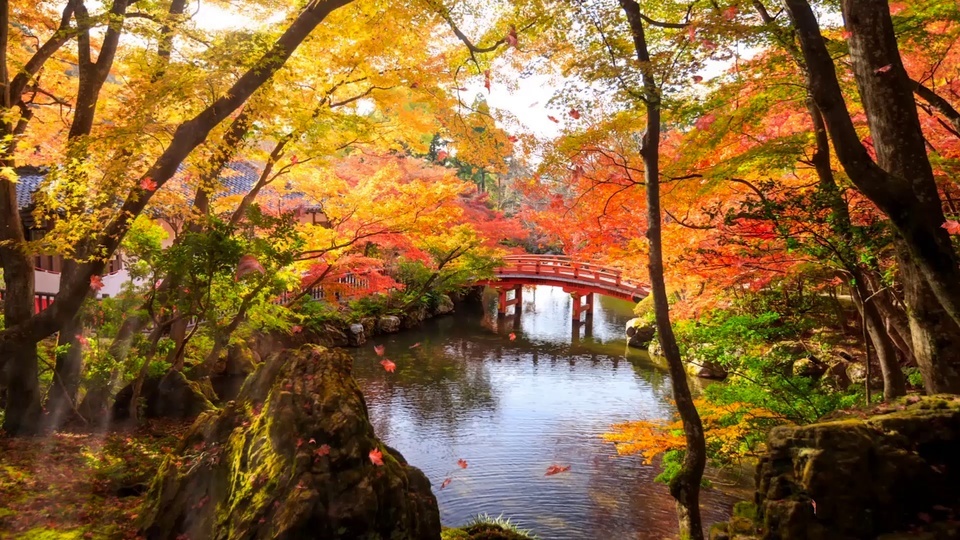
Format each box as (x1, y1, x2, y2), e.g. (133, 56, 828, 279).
(475, 255, 649, 305)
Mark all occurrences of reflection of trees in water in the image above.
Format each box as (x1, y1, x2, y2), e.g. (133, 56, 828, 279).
(356, 337, 498, 435)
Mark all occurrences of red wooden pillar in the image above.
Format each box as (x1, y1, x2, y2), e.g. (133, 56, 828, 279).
(570, 291, 594, 321)
(498, 285, 523, 317)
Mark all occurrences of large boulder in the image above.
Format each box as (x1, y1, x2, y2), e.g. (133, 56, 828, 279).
(112, 370, 215, 420)
(745, 395, 960, 539)
(139, 345, 441, 540)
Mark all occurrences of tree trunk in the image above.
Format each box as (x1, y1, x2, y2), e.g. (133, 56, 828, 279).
(619, 1, 706, 537)
(852, 278, 906, 400)
(898, 242, 960, 392)
(0, 150, 40, 435)
(47, 314, 86, 426)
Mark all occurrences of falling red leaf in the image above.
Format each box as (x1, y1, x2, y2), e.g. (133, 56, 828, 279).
(811, 500, 817, 515)
(77, 335, 88, 347)
(458, 458, 468, 469)
(547, 115, 559, 123)
(505, 25, 518, 48)
(315, 444, 331, 457)
(484, 70, 492, 93)
(545, 464, 571, 476)
(509, 333, 516, 341)
(235, 254, 265, 280)
(693, 75, 703, 83)
(841, 30, 853, 39)
(437, 150, 448, 161)
(722, 5, 737, 20)
(687, 25, 696, 41)
(508, 135, 519, 143)
(409, 342, 421, 349)
(875, 64, 893, 74)
(90, 275, 104, 291)
(942, 220, 960, 235)
(290, 155, 299, 165)
(291, 325, 303, 334)
(380, 359, 396, 372)
(140, 177, 157, 191)
(374, 344, 385, 356)
(568, 108, 581, 119)
(369, 448, 384, 466)
(440, 478, 452, 489)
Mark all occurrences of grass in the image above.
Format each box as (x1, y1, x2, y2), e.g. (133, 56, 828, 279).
(441, 513, 539, 540)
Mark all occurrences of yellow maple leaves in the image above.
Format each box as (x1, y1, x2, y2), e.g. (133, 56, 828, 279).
(602, 398, 786, 464)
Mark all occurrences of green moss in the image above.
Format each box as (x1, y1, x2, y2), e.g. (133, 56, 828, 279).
(733, 500, 758, 521)
(19, 528, 86, 540)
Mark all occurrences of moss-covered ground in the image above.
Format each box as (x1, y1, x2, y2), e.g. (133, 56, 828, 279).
(0, 420, 187, 539)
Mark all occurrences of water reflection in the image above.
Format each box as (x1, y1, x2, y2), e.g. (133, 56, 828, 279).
(351, 286, 737, 539)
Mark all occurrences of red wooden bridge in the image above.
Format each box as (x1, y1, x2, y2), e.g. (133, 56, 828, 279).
(475, 255, 649, 320)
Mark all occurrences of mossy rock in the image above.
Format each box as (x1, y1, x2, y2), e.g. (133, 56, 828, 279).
(752, 395, 960, 539)
(112, 370, 214, 420)
(451, 523, 536, 540)
(139, 345, 441, 540)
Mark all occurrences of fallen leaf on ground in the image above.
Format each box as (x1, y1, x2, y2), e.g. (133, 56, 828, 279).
(369, 448, 384, 466)
(380, 359, 396, 373)
(545, 464, 571, 476)
(458, 459, 468, 469)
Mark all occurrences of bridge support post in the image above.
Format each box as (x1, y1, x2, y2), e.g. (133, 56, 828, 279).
(497, 285, 523, 317)
(570, 291, 593, 321)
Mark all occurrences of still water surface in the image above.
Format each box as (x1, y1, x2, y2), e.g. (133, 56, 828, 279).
(351, 286, 739, 540)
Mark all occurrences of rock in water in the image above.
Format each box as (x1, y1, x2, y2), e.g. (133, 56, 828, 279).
(139, 345, 441, 540)
(377, 315, 402, 333)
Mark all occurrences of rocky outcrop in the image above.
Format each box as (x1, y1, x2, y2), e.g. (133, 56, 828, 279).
(113, 370, 215, 420)
(716, 395, 960, 539)
(626, 318, 656, 349)
(139, 345, 441, 540)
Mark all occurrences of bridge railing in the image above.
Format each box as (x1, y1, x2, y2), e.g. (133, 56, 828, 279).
(495, 255, 647, 295)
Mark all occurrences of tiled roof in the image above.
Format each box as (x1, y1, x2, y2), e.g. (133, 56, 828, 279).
(14, 166, 47, 209)
(13, 161, 314, 210)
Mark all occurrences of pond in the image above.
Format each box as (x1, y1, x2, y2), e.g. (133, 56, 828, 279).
(351, 286, 742, 539)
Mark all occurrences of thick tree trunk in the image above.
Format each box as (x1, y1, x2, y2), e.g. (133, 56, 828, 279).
(619, 1, 705, 537)
(898, 243, 960, 392)
(0, 148, 40, 435)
